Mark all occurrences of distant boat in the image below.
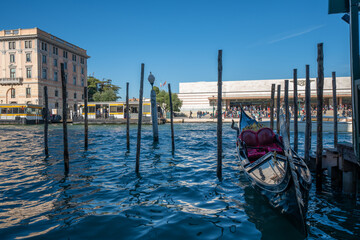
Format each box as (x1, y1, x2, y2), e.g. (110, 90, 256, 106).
(232, 108, 312, 236)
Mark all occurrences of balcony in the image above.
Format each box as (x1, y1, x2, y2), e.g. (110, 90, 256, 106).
(0, 78, 23, 85)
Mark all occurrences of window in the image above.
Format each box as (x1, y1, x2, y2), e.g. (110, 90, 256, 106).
(55, 102, 59, 108)
(10, 69, 16, 79)
(81, 67, 84, 74)
(10, 54, 15, 63)
(26, 88, 31, 98)
(89, 106, 95, 113)
(11, 89, 15, 98)
(53, 46, 58, 55)
(54, 71, 58, 81)
(65, 73, 68, 83)
(64, 62, 67, 70)
(55, 90, 59, 97)
(72, 54, 77, 61)
(26, 53, 31, 62)
(74, 92, 77, 99)
(42, 68, 47, 79)
(63, 50, 68, 58)
(110, 106, 124, 113)
(54, 58, 57, 67)
(41, 42, 47, 51)
(73, 76, 76, 85)
(42, 55, 47, 64)
(82, 94, 84, 100)
(73, 65, 76, 72)
(25, 41, 32, 48)
(26, 68, 32, 78)
(80, 57, 85, 64)
(81, 78, 84, 86)
(8, 42, 15, 49)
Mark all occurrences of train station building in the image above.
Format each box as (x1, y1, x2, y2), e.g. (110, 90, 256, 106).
(178, 77, 352, 112)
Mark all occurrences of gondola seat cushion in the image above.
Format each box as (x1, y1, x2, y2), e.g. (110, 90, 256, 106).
(240, 130, 258, 146)
(257, 128, 275, 145)
(240, 128, 283, 161)
(247, 149, 267, 160)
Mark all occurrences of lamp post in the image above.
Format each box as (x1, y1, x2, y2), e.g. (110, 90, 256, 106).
(148, 72, 159, 142)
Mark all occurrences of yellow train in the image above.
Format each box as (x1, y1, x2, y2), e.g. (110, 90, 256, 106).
(0, 104, 43, 123)
(79, 101, 151, 119)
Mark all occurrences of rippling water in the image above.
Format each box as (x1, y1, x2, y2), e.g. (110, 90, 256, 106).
(0, 123, 358, 240)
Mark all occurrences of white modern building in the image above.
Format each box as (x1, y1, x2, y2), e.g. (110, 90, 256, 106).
(178, 77, 351, 112)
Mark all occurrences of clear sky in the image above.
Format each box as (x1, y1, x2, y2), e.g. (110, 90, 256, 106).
(0, 0, 351, 99)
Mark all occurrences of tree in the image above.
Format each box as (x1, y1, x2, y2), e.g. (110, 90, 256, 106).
(93, 89, 118, 101)
(87, 76, 121, 101)
(154, 86, 182, 112)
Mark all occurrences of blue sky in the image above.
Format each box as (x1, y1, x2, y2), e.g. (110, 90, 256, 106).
(0, 0, 351, 98)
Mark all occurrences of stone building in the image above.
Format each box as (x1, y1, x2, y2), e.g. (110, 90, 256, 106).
(178, 77, 351, 112)
(0, 28, 90, 114)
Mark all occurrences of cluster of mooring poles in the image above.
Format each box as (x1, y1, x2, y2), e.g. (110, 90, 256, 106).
(43, 63, 176, 175)
(267, 43, 336, 192)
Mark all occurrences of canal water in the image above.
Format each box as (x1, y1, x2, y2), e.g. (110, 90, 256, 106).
(0, 123, 358, 240)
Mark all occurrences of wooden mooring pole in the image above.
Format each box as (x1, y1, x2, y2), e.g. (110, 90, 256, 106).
(304, 65, 311, 164)
(293, 69, 298, 152)
(270, 84, 275, 130)
(217, 49, 223, 180)
(135, 64, 144, 174)
(332, 72, 338, 148)
(126, 82, 130, 150)
(284, 80, 290, 138)
(44, 86, 49, 156)
(316, 43, 324, 192)
(60, 63, 69, 173)
(276, 84, 281, 134)
(168, 84, 175, 151)
(84, 86, 88, 150)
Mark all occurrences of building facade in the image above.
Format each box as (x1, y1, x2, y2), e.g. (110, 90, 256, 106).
(0, 28, 90, 114)
(178, 77, 352, 112)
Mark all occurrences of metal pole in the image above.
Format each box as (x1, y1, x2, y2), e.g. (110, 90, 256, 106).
(284, 80, 290, 138)
(293, 69, 298, 152)
(277, 84, 281, 133)
(349, 0, 360, 157)
(44, 86, 49, 156)
(60, 63, 69, 173)
(332, 72, 338, 148)
(316, 43, 324, 192)
(270, 84, 275, 130)
(217, 49, 223, 180)
(304, 65, 311, 164)
(126, 82, 130, 150)
(135, 64, 144, 174)
(168, 84, 175, 151)
(84, 86, 88, 150)
(151, 88, 159, 142)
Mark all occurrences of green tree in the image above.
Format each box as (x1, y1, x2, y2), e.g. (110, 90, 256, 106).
(154, 86, 182, 112)
(87, 76, 121, 101)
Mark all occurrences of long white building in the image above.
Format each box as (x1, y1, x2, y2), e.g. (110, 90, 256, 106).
(178, 77, 351, 112)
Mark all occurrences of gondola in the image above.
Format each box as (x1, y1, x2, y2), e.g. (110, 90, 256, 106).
(232, 108, 312, 236)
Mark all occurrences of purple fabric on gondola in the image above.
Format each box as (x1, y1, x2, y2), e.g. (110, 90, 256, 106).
(240, 130, 258, 146)
(257, 128, 275, 145)
(240, 127, 283, 161)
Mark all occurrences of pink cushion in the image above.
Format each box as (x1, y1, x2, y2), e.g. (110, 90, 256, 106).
(240, 130, 258, 146)
(247, 148, 267, 161)
(257, 128, 275, 145)
(263, 143, 283, 154)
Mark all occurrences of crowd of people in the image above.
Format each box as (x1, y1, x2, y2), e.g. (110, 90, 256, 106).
(190, 104, 353, 121)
